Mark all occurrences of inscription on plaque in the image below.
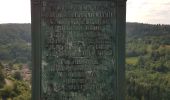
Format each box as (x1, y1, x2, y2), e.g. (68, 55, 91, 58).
(41, 0, 116, 99)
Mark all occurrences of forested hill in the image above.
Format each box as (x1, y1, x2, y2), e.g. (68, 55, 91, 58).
(1, 23, 170, 42)
(126, 23, 170, 38)
(0, 24, 31, 44)
(0, 22, 170, 62)
(0, 24, 31, 62)
(0, 23, 170, 100)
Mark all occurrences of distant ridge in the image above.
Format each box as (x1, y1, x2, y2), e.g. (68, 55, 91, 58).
(0, 24, 31, 43)
(0, 24, 31, 61)
(0, 22, 170, 62)
(1, 22, 170, 39)
(126, 22, 170, 38)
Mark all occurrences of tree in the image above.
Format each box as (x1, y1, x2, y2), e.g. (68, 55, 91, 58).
(0, 85, 13, 100)
(13, 71, 22, 80)
(137, 56, 145, 68)
(0, 62, 5, 88)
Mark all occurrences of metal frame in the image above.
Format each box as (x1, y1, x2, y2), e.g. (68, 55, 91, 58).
(31, 0, 41, 100)
(115, 0, 126, 100)
(31, 0, 126, 100)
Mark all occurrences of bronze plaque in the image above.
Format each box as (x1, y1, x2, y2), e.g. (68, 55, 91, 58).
(31, 0, 126, 100)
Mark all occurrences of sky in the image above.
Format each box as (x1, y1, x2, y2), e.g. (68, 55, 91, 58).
(0, 0, 31, 23)
(0, 0, 170, 24)
(127, 0, 170, 24)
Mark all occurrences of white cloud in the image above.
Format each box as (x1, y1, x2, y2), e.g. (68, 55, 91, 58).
(0, 0, 31, 23)
(127, 0, 170, 24)
(0, 0, 170, 24)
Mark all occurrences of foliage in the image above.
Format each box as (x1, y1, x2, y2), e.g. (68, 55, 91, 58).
(0, 24, 31, 64)
(0, 63, 5, 88)
(126, 23, 170, 100)
(0, 23, 170, 100)
(13, 71, 22, 81)
(0, 24, 31, 100)
(126, 23, 170, 38)
(0, 77, 31, 100)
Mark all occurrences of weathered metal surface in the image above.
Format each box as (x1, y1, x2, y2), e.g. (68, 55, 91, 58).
(31, 0, 126, 100)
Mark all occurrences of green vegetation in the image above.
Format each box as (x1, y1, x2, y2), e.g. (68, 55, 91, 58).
(0, 24, 31, 64)
(0, 23, 170, 99)
(126, 23, 170, 100)
(0, 24, 31, 100)
(126, 57, 138, 65)
(0, 63, 31, 100)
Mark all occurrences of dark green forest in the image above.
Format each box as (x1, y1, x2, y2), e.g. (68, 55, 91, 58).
(126, 23, 170, 100)
(0, 23, 170, 100)
(0, 24, 31, 63)
(0, 24, 31, 100)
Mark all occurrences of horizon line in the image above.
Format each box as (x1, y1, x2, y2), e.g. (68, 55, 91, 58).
(0, 22, 170, 25)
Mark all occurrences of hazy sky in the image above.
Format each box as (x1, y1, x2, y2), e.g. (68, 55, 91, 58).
(127, 0, 170, 24)
(0, 0, 31, 23)
(0, 0, 170, 24)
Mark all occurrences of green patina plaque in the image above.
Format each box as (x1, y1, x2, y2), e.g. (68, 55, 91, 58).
(31, 0, 126, 100)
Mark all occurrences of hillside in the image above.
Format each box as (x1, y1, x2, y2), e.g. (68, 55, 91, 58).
(0, 24, 31, 63)
(0, 23, 170, 100)
(126, 23, 170, 38)
(0, 24, 31, 44)
(0, 23, 170, 63)
(126, 23, 170, 100)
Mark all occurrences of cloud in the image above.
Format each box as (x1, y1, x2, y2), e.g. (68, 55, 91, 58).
(0, 0, 169, 24)
(127, 0, 170, 24)
(0, 0, 31, 23)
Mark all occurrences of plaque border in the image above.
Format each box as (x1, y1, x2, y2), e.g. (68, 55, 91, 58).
(31, 0, 126, 100)
(31, 0, 41, 100)
(115, 0, 126, 100)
